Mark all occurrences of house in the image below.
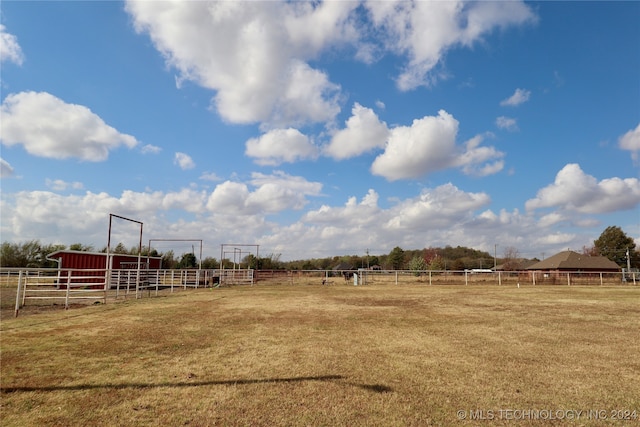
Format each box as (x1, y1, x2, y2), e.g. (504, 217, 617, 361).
(526, 250, 620, 273)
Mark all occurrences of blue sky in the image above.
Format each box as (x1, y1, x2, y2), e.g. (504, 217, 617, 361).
(1, 1, 639, 261)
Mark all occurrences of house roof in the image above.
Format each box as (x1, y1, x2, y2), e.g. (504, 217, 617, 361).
(526, 251, 620, 271)
(333, 262, 354, 271)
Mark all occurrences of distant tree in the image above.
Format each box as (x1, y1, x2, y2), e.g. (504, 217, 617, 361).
(259, 253, 283, 270)
(178, 252, 197, 269)
(40, 243, 66, 268)
(0, 240, 41, 267)
(451, 258, 466, 271)
(582, 245, 599, 256)
(594, 226, 637, 267)
(428, 256, 444, 271)
(113, 243, 128, 254)
(69, 243, 94, 252)
(161, 250, 177, 269)
(502, 246, 520, 270)
(387, 246, 405, 270)
(408, 255, 428, 276)
(319, 258, 332, 269)
(201, 257, 218, 269)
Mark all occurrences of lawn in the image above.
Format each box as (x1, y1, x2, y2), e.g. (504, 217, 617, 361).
(1, 283, 639, 426)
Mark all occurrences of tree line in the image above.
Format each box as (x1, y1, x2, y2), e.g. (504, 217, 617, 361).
(1, 226, 636, 270)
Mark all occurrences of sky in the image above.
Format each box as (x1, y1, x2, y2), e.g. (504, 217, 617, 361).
(1, 0, 639, 262)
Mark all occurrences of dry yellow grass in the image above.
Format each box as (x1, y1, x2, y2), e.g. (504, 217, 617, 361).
(1, 283, 639, 426)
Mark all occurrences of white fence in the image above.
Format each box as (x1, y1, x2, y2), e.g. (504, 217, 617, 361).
(3, 267, 635, 317)
(2, 267, 254, 317)
(256, 269, 637, 287)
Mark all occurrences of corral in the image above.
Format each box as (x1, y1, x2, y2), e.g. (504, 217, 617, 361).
(1, 280, 638, 426)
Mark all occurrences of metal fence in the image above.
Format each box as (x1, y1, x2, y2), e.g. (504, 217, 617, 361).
(255, 269, 638, 287)
(2, 267, 635, 317)
(1, 267, 254, 317)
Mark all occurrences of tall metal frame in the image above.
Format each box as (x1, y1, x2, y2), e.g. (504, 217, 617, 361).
(148, 239, 203, 270)
(106, 214, 143, 298)
(220, 244, 259, 284)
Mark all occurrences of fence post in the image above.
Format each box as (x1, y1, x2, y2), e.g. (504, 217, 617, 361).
(429, 271, 432, 286)
(395, 271, 398, 285)
(14, 270, 23, 317)
(65, 270, 72, 309)
(465, 270, 468, 285)
(600, 272, 603, 286)
(135, 269, 140, 299)
(567, 272, 570, 286)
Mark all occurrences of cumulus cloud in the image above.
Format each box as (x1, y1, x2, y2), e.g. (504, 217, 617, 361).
(525, 163, 640, 214)
(125, 1, 352, 128)
(500, 88, 531, 106)
(125, 1, 536, 127)
(0, 158, 14, 178)
(0, 25, 24, 65)
(496, 116, 518, 131)
(370, 110, 504, 180)
(618, 123, 640, 162)
(365, 1, 536, 90)
(386, 183, 490, 230)
(141, 144, 162, 154)
(200, 172, 222, 182)
(45, 179, 84, 192)
(206, 171, 322, 215)
(174, 152, 195, 170)
(245, 128, 318, 166)
(0, 91, 138, 161)
(324, 103, 389, 160)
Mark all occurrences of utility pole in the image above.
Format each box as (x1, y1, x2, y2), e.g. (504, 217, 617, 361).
(494, 244, 497, 270)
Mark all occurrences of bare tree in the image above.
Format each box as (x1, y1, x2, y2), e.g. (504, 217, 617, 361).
(502, 246, 520, 271)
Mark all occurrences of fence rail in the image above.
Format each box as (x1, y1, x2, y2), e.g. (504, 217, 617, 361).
(2, 267, 635, 317)
(1, 267, 254, 317)
(256, 269, 637, 287)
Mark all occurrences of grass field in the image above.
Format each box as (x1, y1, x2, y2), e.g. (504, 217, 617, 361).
(1, 282, 639, 426)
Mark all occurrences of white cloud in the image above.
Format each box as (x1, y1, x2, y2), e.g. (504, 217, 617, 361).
(0, 180, 609, 262)
(245, 128, 318, 166)
(199, 172, 222, 182)
(370, 110, 504, 180)
(0, 91, 138, 161)
(141, 144, 162, 154)
(206, 171, 322, 215)
(125, 1, 351, 128)
(386, 183, 491, 230)
(618, 123, 640, 162)
(45, 179, 84, 192)
(125, 1, 536, 127)
(496, 116, 518, 131)
(0, 158, 14, 178)
(0, 25, 24, 65)
(324, 103, 389, 160)
(365, 1, 536, 90)
(500, 88, 531, 106)
(525, 163, 640, 214)
(174, 152, 195, 170)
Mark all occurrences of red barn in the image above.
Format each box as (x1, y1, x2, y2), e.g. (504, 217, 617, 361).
(46, 250, 163, 288)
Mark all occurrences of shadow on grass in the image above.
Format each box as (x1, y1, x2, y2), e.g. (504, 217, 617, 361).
(1, 375, 393, 394)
